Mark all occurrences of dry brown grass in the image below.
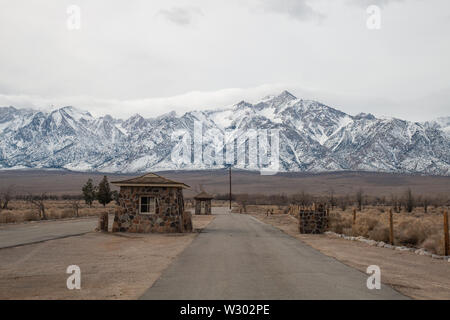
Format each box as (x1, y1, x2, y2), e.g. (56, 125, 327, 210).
(243, 204, 448, 255)
(328, 206, 447, 255)
(0, 200, 115, 224)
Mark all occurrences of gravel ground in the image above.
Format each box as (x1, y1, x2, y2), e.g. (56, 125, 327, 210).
(250, 212, 450, 300)
(0, 215, 215, 300)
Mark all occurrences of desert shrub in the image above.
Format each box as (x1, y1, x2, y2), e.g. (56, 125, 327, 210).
(328, 212, 352, 234)
(22, 210, 37, 222)
(60, 209, 74, 219)
(368, 225, 390, 242)
(0, 211, 17, 223)
(363, 217, 379, 230)
(413, 212, 424, 218)
(46, 207, 73, 219)
(351, 217, 379, 237)
(421, 234, 444, 255)
(395, 220, 435, 247)
(46, 208, 58, 219)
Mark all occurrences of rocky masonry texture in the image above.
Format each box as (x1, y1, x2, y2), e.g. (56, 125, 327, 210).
(299, 206, 328, 234)
(112, 186, 186, 233)
(195, 200, 212, 215)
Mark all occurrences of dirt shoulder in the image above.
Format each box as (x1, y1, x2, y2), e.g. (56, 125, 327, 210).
(0, 215, 215, 300)
(250, 212, 450, 300)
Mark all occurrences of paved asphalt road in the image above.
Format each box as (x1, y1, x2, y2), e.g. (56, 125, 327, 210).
(0, 216, 113, 249)
(141, 208, 406, 300)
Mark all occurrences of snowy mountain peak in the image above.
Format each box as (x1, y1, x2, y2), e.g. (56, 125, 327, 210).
(354, 112, 376, 120)
(234, 100, 253, 110)
(0, 92, 448, 175)
(430, 116, 450, 136)
(278, 90, 297, 100)
(156, 110, 177, 120)
(57, 106, 93, 121)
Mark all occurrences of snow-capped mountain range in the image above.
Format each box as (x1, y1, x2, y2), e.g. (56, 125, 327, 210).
(0, 91, 449, 175)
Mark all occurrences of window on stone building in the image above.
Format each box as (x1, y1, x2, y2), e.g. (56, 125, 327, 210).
(140, 196, 155, 214)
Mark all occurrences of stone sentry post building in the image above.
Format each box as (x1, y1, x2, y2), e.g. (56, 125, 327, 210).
(111, 173, 190, 233)
(194, 191, 214, 215)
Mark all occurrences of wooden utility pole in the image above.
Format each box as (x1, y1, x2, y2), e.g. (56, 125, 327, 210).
(444, 210, 449, 256)
(389, 208, 394, 245)
(229, 166, 232, 210)
(352, 208, 356, 225)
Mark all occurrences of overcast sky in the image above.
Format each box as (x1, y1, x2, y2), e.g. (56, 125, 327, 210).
(0, 0, 449, 121)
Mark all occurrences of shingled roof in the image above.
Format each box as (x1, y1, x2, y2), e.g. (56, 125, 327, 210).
(194, 191, 214, 200)
(111, 173, 190, 188)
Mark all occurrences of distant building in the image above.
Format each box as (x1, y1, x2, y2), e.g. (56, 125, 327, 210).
(111, 173, 191, 233)
(194, 191, 214, 215)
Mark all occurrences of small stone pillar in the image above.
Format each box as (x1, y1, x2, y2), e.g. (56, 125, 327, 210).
(98, 212, 109, 232)
(299, 203, 328, 234)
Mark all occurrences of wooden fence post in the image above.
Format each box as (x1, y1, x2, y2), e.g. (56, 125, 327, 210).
(444, 210, 449, 256)
(352, 208, 356, 225)
(389, 208, 394, 245)
(298, 209, 302, 234)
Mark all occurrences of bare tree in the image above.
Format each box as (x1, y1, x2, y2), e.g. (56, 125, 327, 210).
(236, 194, 249, 213)
(432, 195, 445, 210)
(328, 188, 336, 210)
(403, 188, 415, 213)
(0, 185, 14, 210)
(423, 196, 429, 213)
(338, 194, 350, 211)
(292, 191, 313, 208)
(27, 193, 47, 220)
(70, 199, 80, 217)
(390, 194, 400, 213)
(355, 189, 364, 212)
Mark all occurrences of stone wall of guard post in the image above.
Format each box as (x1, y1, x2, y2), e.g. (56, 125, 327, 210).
(195, 201, 201, 214)
(195, 199, 212, 215)
(112, 186, 187, 233)
(205, 200, 211, 214)
(297, 203, 328, 234)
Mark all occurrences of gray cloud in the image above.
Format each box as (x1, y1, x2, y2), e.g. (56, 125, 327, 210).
(159, 6, 203, 26)
(0, 0, 449, 122)
(259, 0, 324, 21)
(348, 0, 405, 8)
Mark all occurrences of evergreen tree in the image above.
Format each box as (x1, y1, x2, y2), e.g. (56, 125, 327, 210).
(82, 178, 96, 207)
(97, 176, 112, 207)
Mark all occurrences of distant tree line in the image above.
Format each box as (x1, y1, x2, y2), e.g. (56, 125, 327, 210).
(0, 176, 119, 210)
(229, 188, 449, 213)
(0, 176, 120, 221)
